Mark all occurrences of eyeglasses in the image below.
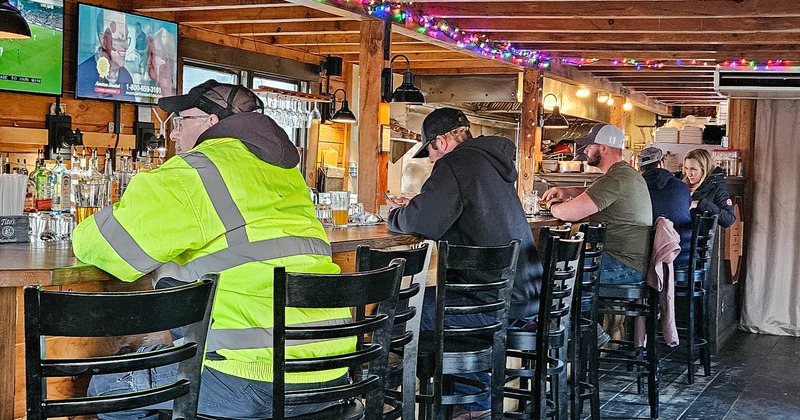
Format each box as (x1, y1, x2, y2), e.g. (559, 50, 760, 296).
(172, 115, 209, 131)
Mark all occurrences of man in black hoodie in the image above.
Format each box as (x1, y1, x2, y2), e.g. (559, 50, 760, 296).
(387, 107, 543, 418)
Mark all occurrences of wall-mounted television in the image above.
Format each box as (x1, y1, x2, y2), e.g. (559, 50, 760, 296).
(75, 3, 177, 105)
(0, 0, 64, 96)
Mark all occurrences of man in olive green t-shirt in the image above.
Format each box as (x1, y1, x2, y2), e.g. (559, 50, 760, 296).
(542, 124, 652, 284)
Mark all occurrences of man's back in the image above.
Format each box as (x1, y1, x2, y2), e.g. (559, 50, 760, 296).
(585, 161, 653, 272)
(389, 135, 543, 319)
(642, 168, 692, 264)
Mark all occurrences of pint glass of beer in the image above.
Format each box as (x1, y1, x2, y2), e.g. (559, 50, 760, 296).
(329, 191, 350, 229)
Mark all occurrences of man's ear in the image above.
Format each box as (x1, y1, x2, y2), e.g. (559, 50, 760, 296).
(207, 114, 220, 126)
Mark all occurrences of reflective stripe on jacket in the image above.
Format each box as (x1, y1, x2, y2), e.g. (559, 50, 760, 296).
(73, 137, 353, 383)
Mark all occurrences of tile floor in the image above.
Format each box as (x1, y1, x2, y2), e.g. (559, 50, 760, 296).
(589, 330, 800, 419)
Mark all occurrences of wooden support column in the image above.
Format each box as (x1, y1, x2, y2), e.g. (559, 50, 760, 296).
(609, 95, 626, 135)
(357, 20, 384, 213)
(0, 288, 15, 420)
(727, 98, 757, 259)
(518, 69, 542, 196)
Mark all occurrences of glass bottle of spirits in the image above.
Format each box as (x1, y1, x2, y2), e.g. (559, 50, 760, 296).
(31, 153, 53, 211)
(104, 149, 119, 205)
(51, 155, 71, 213)
(2, 153, 10, 174)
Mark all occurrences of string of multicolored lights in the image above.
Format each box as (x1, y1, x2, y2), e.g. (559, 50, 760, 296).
(316, 0, 553, 69)
(561, 57, 795, 70)
(316, 0, 795, 71)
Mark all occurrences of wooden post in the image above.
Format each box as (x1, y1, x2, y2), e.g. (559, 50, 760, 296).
(357, 20, 384, 213)
(0, 288, 14, 419)
(518, 69, 541, 196)
(609, 95, 626, 137)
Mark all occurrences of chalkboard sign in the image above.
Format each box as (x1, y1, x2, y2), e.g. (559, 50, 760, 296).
(0, 216, 29, 244)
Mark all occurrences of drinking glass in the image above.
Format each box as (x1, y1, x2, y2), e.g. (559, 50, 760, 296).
(329, 191, 350, 229)
(75, 182, 106, 223)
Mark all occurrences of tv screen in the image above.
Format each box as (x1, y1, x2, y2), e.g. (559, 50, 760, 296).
(75, 4, 177, 105)
(0, 0, 64, 96)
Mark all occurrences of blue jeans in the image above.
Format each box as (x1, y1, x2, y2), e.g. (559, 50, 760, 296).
(599, 254, 646, 285)
(88, 345, 348, 419)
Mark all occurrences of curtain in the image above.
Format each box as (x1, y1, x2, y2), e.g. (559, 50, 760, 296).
(740, 100, 800, 336)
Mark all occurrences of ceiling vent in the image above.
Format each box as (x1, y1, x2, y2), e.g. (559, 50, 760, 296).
(715, 69, 800, 99)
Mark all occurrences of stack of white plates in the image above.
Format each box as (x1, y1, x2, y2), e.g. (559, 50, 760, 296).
(654, 126, 679, 143)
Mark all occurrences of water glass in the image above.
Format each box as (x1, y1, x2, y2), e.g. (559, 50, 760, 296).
(329, 191, 350, 229)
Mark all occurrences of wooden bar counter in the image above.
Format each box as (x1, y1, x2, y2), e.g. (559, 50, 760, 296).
(0, 223, 420, 420)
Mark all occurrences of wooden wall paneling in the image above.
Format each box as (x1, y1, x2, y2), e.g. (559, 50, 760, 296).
(726, 98, 757, 286)
(0, 288, 15, 419)
(356, 20, 384, 213)
(518, 69, 541, 196)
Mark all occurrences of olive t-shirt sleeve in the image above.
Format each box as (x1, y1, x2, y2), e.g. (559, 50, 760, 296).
(585, 172, 622, 211)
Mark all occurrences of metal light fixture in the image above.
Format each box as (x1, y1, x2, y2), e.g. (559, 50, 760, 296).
(330, 88, 357, 123)
(382, 54, 425, 103)
(0, 1, 31, 39)
(541, 93, 570, 129)
(597, 92, 610, 103)
(576, 87, 591, 98)
(606, 96, 615, 106)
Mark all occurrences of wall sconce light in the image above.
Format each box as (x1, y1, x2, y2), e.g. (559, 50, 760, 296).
(623, 98, 633, 112)
(0, 1, 31, 39)
(597, 92, 609, 103)
(330, 88, 357, 123)
(606, 96, 615, 106)
(381, 54, 425, 103)
(576, 87, 591, 98)
(541, 93, 570, 129)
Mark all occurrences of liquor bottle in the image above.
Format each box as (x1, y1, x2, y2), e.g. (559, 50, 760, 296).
(51, 155, 71, 213)
(18, 159, 28, 176)
(31, 152, 53, 211)
(2, 153, 9, 174)
(104, 149, 119, 205)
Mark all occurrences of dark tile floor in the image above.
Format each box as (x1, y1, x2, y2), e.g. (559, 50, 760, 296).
(590, 330, 800, 419)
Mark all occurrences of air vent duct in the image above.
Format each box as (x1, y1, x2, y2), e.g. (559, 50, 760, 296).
(715, 69, 800, 99)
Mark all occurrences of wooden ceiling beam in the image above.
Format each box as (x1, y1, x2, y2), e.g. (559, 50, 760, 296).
(453, 17, 800, 33)
(131, 0, 289, 12)
(201, 21, 362, 36)
(419, 1, 800, 19)
(491, 33, 800, 45)
(290, 43, 443, 55)
(517, 43, 800, 52)
(147, 7, 344, 24)
(179, 25, 322, 65)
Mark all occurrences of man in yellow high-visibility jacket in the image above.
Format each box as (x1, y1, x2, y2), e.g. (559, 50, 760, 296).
(75, 80, 353, 419)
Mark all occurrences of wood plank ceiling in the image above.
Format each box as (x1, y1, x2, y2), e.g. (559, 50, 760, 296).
(132, 0, 800, 115)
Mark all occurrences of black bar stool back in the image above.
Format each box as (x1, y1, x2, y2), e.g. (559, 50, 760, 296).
(24, 274, 219, 419)
(356, 242, 432, 420)
(272, 259, 405, 420)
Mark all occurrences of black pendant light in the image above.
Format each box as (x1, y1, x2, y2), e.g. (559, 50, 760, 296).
(330, 88, 357, 124)
(385, 54, 425, 103)
(0, 1, 31, 39)
(542, 93, 570, 129)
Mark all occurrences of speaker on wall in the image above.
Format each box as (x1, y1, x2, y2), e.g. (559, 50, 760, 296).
(322, 56, 343, 77)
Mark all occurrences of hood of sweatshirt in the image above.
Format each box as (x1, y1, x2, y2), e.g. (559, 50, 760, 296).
(643, 167, 679, 190)
(448, 135, 518, 183)
(196, 112, 299, 168)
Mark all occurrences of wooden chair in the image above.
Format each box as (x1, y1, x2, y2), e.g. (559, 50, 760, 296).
(569, 222, 607, 420)
(24, 274, 219, 419)
(674, 212, 718, 384)
(356, 242, 433, 420)
(596, 230, 659, 419)
(504, 230, 584, 420)
(272, 259, 405, 420)
(416, 240, 520, 420)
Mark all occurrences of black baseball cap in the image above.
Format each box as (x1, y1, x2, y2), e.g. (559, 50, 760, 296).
(412, 107, 471, 158)
(158, 79, 264, 119)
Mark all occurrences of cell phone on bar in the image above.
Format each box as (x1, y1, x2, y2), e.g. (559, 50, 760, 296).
(383, 191, 398, 204)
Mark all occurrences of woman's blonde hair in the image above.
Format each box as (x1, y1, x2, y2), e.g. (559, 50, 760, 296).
(683, 148, 713, 185)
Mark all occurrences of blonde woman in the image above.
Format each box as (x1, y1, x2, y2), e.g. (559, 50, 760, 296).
(682, 148, 735, 227)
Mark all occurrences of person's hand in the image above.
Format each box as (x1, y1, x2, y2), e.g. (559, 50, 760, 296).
(541, 187, 568, 206)
(387, 196, 410, 211)
(690, 200, 698, 209)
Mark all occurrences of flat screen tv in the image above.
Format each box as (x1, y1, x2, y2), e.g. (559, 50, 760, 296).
(75, 3, 177, 105)
(0, 0, 64, 96)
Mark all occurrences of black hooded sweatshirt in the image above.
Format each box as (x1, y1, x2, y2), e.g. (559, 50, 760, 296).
(388, 135, 543, 319)
(692, 166, 735, 228)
